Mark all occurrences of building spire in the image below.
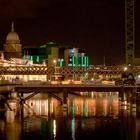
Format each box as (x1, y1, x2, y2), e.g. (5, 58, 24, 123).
(11, 21, 14, 32)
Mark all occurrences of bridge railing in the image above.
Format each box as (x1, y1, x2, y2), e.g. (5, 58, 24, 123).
(0, 66, 139, 75)
(0, 66, 124, 75)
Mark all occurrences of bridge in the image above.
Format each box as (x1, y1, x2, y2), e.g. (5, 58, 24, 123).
(0, 82, 139, 120)
(0, 66, 124, 75)
(13, 83, 138, 112)
(14, 84, 139, 93)
(0, 66, 140, 83)
(0, 65, 140, 75)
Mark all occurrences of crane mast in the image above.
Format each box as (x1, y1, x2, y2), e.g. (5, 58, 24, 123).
(125, 0, 135, 66)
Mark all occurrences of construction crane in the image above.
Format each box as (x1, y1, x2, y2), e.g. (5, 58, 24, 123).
(125, 0, 135, 67)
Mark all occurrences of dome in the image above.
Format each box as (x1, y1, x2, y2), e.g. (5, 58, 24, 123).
(5, 22, 20, 43)
(6, 32, 20, 41)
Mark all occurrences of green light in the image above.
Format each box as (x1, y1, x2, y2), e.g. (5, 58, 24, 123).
(72, 56, 75, 66)
(59, 60, 62, 67)
(36, 56, 39, 62)
(87, 57, 89, 66)
(83, 57, 86, 66)
(30, 56, 33, 61)
(40, 120, 47, 138)
(71, 100, 75, 117)
(81, 56, 84, 66)
(58, 59, 64, 67)
(84, 57, 88, 66)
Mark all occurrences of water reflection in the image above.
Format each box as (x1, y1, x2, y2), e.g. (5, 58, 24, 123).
(23, 92, 119, 118)
(0, 119, 21, 140)
(68, 92, 119, 118)
(71, 118, 76, 140)
(0, 92, 140, 140)
(53, 120, 56, 139)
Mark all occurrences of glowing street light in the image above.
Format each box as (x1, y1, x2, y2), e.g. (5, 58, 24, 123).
(53, 59, 57, 65)
(124, 67, 128, 71)
(53, 59, 57, 81)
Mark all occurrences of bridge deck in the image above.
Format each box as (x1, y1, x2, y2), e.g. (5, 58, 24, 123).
(14, 84, 140, 93)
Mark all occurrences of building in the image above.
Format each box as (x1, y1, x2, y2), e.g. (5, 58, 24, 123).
(23, 42, 59, 66)
(0, 22, 90, 69)
(64, 48, 89, 67)
(3, 22, 22, 59)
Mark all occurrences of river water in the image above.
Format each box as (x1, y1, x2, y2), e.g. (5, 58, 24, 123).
(0, 92, 139, 140)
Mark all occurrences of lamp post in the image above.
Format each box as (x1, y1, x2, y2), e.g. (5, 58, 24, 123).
(53, 59, 57, 81)
(124, 66, 128, 71)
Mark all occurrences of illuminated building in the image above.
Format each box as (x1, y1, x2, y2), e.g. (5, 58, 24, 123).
(64, 48, 78, 66)
(22, 46, 46, 65)
(78, 48, 89, 66)
(58, 46, 65, 67)
(22, 42, 59, 66)
(46, 42, 59, 67)
(0, 22, 90, 81)
(3, 22, 22, 59)
(64, 48, 89, 67)
(23, 42, 89, 67)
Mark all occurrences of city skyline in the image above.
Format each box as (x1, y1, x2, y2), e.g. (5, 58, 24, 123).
(0, 0, 139, 65)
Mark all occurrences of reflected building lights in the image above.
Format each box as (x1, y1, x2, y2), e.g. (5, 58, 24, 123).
(53, 120, 56, 139)
(103, 99, 108, 116)
(83, 100, 88, 117)
(91, 91, 94, 98)
(22, 92, 119, 118)
(51, 99, 54, 114)
(71, 119, 76, 140)
(45, 100, 48, 116)
(80, 92, 83, 96)
(68, 92, 118, 117)
(25, 99, 49, 116)
(39, 100, 41, 115)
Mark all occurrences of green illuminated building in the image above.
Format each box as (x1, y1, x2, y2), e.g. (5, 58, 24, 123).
(64, 48, 89, 67)
(22, 42, 89, 67)
(22, 42, 59, 65)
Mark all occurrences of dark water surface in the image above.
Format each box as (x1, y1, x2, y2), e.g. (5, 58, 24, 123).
(0, 92, 139, 140)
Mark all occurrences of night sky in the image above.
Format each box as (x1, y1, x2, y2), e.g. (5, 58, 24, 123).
(0, 0, 139, 65)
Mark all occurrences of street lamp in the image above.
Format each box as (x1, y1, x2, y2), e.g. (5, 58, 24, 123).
(53, 59, 56, 65)
(124, 66, 128, 71)
(53, 59, 57, 81)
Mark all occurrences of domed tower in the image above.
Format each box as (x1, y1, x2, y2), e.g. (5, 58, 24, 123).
(3, 22, 22, 59)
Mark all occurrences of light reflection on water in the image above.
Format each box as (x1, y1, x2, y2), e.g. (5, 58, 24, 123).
(0, 92, 140, 140)
(24, 92, 119, 118)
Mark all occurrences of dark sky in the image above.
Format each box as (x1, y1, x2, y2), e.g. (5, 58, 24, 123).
(0, 0, 139, 65)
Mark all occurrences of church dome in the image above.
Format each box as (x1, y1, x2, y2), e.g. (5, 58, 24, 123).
(5, 22, 20, 44)
(6, 32, 20, 41)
